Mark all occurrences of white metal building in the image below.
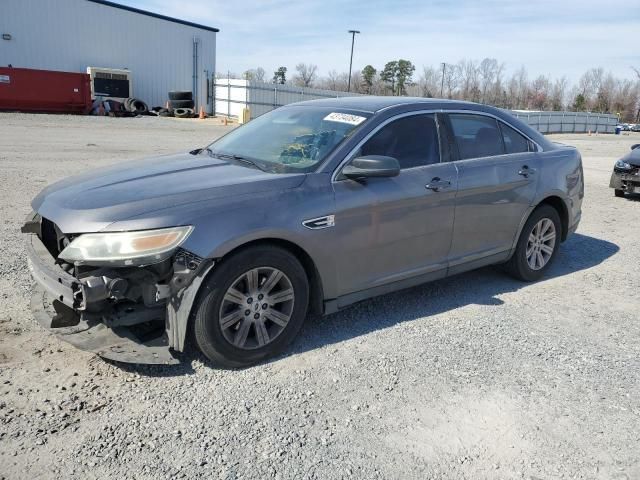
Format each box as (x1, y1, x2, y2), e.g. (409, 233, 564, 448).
(0, 0, 218, 111)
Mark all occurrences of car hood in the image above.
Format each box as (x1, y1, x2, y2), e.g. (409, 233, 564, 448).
(32, 153, 306, 233)
(621, 147, 640, 167)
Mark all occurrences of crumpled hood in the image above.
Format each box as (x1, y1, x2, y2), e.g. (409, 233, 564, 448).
(32, 153, 305, 233)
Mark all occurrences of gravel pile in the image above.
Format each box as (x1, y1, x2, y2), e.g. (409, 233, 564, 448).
(0, 114, 639, 479)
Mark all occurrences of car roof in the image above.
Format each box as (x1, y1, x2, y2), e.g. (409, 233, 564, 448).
(290, 96, 482, 113)
(290, 95, 554, 152)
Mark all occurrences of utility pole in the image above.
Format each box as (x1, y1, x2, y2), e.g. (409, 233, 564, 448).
(347, 30, 360, 92)
(440, 62, 446, 98)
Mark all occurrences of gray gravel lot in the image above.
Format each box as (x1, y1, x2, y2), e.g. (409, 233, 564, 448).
(0, 113, 639, 480)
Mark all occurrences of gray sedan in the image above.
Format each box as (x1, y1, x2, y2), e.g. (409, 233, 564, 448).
(23, 97, 584, 367)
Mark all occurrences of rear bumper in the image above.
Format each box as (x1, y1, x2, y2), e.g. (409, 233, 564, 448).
(25, 233, 179, 365)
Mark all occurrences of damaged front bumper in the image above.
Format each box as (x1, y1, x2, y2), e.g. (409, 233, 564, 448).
(24, 222, 213, 365)
(610, 168, 640, 193)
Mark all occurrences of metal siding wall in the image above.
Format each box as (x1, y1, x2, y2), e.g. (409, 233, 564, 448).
(0, 0, 216, 111)
(510, 111, 618, 134)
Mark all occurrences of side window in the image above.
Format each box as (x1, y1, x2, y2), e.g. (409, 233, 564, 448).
(358, 114, 440, 169)
(500, 122, 531, 154)
(448, 114, 504, 159)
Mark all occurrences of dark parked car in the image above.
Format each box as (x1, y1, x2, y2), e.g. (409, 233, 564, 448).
(24, 98, 584, 367)
(610, 143, 640, 197)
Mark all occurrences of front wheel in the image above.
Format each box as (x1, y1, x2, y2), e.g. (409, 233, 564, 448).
(614, 189, 625, 198)
(193, 245, 309, 368)
(504, 205, 561, 282)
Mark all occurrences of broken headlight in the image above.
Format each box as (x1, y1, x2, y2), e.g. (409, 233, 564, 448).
(58, 226, 193, 266)
(615, 159, 632, 170)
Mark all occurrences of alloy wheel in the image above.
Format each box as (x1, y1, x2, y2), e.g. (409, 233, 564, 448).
(526, 218, 556, 270)
(218, 267, 295, 350)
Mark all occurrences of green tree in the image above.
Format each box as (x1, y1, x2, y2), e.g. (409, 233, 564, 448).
(572, 93, 586, 112)
(361, 65, 377, 94)
(380, 60, 415, 95)
(273, 67, 287, 85)
(380, 61, 398, 95)
(395, 59, 415, 96)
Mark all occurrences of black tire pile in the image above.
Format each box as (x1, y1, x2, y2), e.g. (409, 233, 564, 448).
(167, 91, 195, 118)
(123, 97, 148, 114)
(147, 91, 195, 118)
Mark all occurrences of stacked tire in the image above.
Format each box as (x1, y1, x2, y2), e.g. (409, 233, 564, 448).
(124, 97, 148, 114)
(168, 91, 194, 118)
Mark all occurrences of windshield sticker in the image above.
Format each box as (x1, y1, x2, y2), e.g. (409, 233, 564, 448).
(323, 112, 366, 126)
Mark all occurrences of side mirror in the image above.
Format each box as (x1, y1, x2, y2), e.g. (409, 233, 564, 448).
(342, 155, 400, 180)
(631, 144, 640, 151)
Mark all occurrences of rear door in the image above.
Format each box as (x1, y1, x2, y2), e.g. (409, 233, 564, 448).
(443, 113, 541, 268)
(332, 113, 458, 296)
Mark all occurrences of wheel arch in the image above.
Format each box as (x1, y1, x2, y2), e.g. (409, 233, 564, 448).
(209, 237, 325, 317)
(535, 195, 569, 241)
(173, 237, 326, 353)
(509, 194, 571, 256)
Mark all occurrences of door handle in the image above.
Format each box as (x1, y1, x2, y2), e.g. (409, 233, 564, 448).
(425, 177, 451, 192)
(518, 165, 536, 177)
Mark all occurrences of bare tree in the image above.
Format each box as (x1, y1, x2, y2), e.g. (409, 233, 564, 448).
(279, 58, 640, 121)
(293, 63, 318, 88)
(550, 77, 568, 110)
(458, 59, 479, 101)
(254, 67, 265, 82)
(478, 58, 499, 103)
(530, 75, 551, 110)
(319, 70, 349, 92)
(442, 63, 460, 99)
(418, 66, 440, 98)
(243, 67, 266, 82)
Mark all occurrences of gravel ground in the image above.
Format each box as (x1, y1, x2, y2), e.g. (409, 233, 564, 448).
(0, 113, 639, 480)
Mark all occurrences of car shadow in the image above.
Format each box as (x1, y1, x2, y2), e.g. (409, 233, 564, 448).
(285, 232, 618, 359)
(620, 192, 640, 202)
(114, 232, 618, 376)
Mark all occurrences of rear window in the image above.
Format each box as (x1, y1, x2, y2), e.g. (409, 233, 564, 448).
(500, 122, 532, 154)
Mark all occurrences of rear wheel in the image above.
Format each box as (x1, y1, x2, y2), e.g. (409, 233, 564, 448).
(193, 246, 309, 368)
(504, 205, 561, 282)
(614, 189, 625, 198)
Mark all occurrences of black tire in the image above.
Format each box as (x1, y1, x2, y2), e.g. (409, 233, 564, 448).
(123, 97, 148, 113)
(168, 91, 193, 101)
(168, 99, 195, 110)
(131, 99, 148, 114)
(193, 245, 309, 368)
(504, 204, 562, 282)
(173, 108, 194, 118)
(614, 189, 625, 198)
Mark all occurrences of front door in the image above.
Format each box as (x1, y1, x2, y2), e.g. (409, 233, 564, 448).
(332, 113, 458, 297)
(444, 113, 541, 267)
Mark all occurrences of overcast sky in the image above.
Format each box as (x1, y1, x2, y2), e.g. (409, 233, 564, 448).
(123, 0, 639, 82)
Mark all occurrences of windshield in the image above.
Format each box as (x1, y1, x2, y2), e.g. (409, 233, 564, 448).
(206, 106, 371, 173)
